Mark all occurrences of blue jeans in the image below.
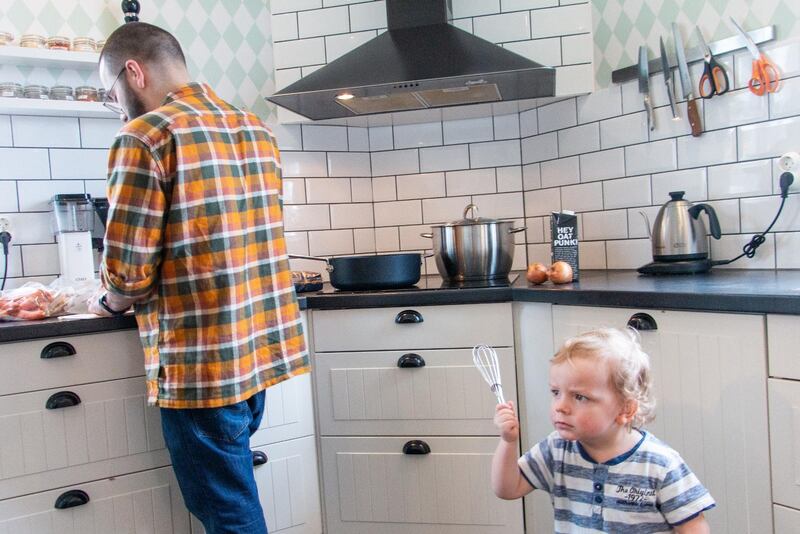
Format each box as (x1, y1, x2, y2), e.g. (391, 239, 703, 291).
(161, 391, 268, 534)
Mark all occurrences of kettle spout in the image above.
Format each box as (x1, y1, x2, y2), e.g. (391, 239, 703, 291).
(639, 211, 652, 240)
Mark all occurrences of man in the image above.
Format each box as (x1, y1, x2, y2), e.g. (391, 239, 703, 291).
(88, 22, 308, 534)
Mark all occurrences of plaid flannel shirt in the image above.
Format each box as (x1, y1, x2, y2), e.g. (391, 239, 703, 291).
(101, 83, 308, 408)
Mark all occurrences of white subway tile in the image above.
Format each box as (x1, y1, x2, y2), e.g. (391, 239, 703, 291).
(284, 204, 330, 231)
(738, 116, 800, 160)
(705, 198, 740, 234)
(283, 179, 306, 205)
(504, 38, 561, 67)
(621, 80, 645, 114)
(419, 144, 469, 172)
(600, 112, 648, 149)
(512, 241, 528, 270)
(741, 194, 800, 233)
(446, 168, 497, 196)
(50, 149, 107, 180)
(556, 65, 593, 98)
(677, 128, 737, 169)
(4, 212, 52, 245)
(470, 139, 521, 168)
(84, 180, 105, 199)
(271, 13, 298, 42)
(538, 99, 576, 133)
(0, 180, 17, 211)
(561, 181, 602, 212)
(302, 125, 348, 151)
(582, 209, 627, 240)
(530, 4, 590, 38)
(372, 149, 419, 176)
(305, 178, 351, 203)
(443, 117, 494, 145)
(579, 240, 607, 269)
(603, 175, 651, 210)
(327, 152, 371, 177)
(373, 199, 422, 226)
(628, 206, 660, 239)
(704, 88, 768, 130)
(351, 178, 373, 202)
(330, 203, 374, 229)
(272, 0, 322, 14)
(79, 118, 120, 149)
(494, 114, 520, 140)
(776, 233, 800, 268)
(393, 122, 442, 149)
(522, 132, 558, 163)
(0, 244, 21, 277)
(474, 12, 531, 43)
(12, 116, 80, 148)
(368, 126, 393, 151)
(711, 234, 774, 269)
(275, 68, 302, 91)
(348, 127, 370, 152)
(284, 232, 309, 256)
(651, 168, 707, 203)
(525, 216, 545, 243)
(577, 86, 621, 124)
(558, 123, 599, 157)
(541, 156, 579, 187)
(273, 38, 326, 69)
(523, 163, 541, 190)
(422, 195, 472, 224)
(397, 172, 446, 200)
(372, 176, 396, 202)
(527, 243, 551, 265)
(606, 239, 651, 269)
(471, 192, 525, 219)
(520, 108, 538, 137)
(298, 6, 349, 38)
(502, 0, 557, 10)
(271, 124, 303, 151)
(324, 0, 374, 6)
(0, 116, 11, 146)
(770, 73, 800, 120)
(349, 1, 387, 31)
(399, 225, 433, 251)
(452, 17, 473, 33)
(579, 148, 625, 182)
(524, 187, 561, 216)
(375, 226, 399, 252)
(302, 63, 324, 76)
(625, 139, 677, 175)
(452, 0, 500, 18)
(649, 104, 692, 141)
(353, 228, 376, 254)
(497, 166, 523, 192)
(562, 33, 592, 65)
(309, 229, 354, 256)
(708, 160, 773, 200)
(21, 243, 59, 276)
(0, 148, 50, 180)
(282, 151, 328, 177)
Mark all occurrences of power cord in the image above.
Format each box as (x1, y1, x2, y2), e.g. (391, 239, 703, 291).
(713, 172, 794, 266)
(0, 230, 11, 291)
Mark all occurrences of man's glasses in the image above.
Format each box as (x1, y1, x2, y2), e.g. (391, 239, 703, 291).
(102, 65, 126, 116)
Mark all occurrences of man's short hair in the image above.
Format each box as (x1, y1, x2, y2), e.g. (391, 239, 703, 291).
(101, 22, 186, 71)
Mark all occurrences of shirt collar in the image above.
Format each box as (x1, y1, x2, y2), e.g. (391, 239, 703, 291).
(161, 82, 211, 105)
(577, 429, 648, 465)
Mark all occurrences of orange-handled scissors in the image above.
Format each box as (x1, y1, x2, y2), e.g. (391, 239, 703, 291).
(696, 28, 729, 99)
(730, 17, 780, 95)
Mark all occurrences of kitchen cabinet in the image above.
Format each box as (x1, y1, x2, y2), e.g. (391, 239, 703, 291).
(768, 379, 800, 511)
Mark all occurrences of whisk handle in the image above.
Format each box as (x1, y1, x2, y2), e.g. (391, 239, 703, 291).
(492, 385, 505, 404)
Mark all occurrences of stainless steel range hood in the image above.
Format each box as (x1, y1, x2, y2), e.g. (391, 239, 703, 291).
(266, 0, 556, 121)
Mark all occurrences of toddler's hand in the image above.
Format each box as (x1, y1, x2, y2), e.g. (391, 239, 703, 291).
(494, 401, 519, 443)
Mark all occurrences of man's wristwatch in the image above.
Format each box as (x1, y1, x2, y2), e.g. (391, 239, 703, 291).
(99, 294, 129, 316)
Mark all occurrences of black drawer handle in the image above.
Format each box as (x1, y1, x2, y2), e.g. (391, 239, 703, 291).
(252, 450, 268, 467)
(397, 353, 426, 368)
(46, 391, 82, 410)
(54, 489, 90, 509)
(395, 310, 423, 324)
(627, 313, 658, 331)
(41, 341, 77, 359)
(402, 440, 431, 455)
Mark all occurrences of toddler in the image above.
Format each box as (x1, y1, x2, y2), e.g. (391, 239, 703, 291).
(492, 328, 714, 533)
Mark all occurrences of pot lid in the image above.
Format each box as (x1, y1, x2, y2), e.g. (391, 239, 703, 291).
(432, 203, 505, 227)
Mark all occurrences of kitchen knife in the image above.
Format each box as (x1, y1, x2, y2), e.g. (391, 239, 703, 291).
(672, 23, 703, 136)
(660, 36, 681, 121)
(638, 46, 655, 131)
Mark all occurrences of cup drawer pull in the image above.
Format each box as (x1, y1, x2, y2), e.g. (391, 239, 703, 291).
(46, 391, 82, 410)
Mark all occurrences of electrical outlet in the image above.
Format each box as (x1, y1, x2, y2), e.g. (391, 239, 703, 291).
(0, 218, 10, 234)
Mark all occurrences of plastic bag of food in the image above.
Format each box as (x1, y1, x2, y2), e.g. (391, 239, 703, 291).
(50, 278, 102, 315)
(0, 282, 75, 321)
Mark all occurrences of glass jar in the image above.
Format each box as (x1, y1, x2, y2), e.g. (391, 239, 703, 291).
(46, 36, 71, 51)
(71, 37, 97, 52)
(75, 86, 98, 102)
(0, 31, 14, 46)
(0, 82, 23, 98)
(19, 34, 46, 49)
(23, 84, 49, 99)
(95, 39, 105, 51)
(49, 85, 74, 101)
(97, 87, 106, 102)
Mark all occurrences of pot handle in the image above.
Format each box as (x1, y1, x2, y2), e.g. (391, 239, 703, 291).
(463, 203, 479, 221)
(508, 226, 527, 234)
(419, 232, 433, 239)
(288, 254, 334, 272)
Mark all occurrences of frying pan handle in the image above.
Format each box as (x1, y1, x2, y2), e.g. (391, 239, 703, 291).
(419, 233, 433, 239)
(288, 254, 334, 272)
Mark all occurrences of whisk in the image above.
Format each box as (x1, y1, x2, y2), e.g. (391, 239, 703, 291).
(472, 344, 505, 404)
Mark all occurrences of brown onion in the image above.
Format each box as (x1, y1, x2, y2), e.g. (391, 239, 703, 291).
(526, 262, 549, 284)
(548, 261, 573, 284)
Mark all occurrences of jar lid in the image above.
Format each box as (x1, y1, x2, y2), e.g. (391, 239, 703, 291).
(432, 203, 502, 227)
(0, 31, 14, 43)
(51, 193, 92, 204)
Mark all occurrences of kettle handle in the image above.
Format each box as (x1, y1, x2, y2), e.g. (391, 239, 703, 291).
(688, 204, 722, 239)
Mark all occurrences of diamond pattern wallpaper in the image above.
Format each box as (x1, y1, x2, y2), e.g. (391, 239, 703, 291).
(593, 0, 800, 87)
(0, 0, 276, 122)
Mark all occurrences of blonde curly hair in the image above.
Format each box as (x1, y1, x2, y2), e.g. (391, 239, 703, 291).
(551, 327, 656, 429)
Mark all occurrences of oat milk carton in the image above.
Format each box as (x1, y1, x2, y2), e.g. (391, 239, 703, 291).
(550, 211, 579, 281)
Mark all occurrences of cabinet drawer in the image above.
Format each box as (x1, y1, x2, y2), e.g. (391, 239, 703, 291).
(767, 315, 800, 380)
(320, 436, 523, 534)
(250, 374, 315, 447)
(0, 466, 190, 533)
(0, 377, 169, 500)
(314, 348, 515, 435)
(0, 330, 143, 396)
(312, 303, 513, 352)
(769, 378, 800, 510)
(774, 504, 800, 534)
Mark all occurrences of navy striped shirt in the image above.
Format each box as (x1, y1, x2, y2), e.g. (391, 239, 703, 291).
(519, 430, 715, 533)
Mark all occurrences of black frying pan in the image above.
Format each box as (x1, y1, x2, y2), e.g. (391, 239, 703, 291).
(289, 253, 421, 290)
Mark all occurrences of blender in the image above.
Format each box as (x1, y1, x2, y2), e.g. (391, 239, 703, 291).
(50, 194, 96, 283)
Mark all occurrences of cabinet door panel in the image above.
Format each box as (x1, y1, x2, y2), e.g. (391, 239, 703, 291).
(249, 374, 315, 447)
(769, 379, 800, 510)
(773, 504, 800, 534)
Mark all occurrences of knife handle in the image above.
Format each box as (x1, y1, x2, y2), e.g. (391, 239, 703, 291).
(644, 97, 655, 131)
(686, 98, 702, 137)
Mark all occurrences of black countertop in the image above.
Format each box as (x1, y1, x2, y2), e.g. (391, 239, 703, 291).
(2, 269, 799, 343)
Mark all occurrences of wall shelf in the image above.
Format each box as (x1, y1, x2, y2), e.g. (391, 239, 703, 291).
(0, 45, 99, 70)
(0, 97, 115, 118)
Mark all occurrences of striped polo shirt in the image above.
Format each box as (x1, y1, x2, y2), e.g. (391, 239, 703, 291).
(519, 430, 715, 533)
(102, 82, 308, 408)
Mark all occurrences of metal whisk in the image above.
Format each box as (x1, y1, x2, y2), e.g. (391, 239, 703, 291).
(472, 344, 505, 404)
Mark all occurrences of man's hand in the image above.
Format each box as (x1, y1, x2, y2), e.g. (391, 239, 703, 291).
(87, 288, 136, 316)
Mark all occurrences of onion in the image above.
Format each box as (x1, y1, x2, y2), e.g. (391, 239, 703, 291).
(526, 262, 549, 284)
(548, 261, 573, 284)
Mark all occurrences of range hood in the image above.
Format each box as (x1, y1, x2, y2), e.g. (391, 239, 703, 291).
(267, 0, 556, 120)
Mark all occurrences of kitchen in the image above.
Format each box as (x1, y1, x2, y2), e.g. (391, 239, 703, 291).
(0, 0, 799, 532)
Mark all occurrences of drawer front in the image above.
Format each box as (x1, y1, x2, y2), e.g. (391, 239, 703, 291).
(312, 303, 513, 352)
(0, 377, 169, 500)
(320, 436, 523, 534)
(314, 348, 516, 435)
(767, 315, 800, 380)
(250, 374, 315, 447)
(0, 330, 143, 396)
(774, 504, 800, 534)
(0, 466, 190, 533)
(769, 378, 800, 510)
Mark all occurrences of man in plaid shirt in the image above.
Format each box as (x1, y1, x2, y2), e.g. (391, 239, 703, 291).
(89, 22, 308, 534)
